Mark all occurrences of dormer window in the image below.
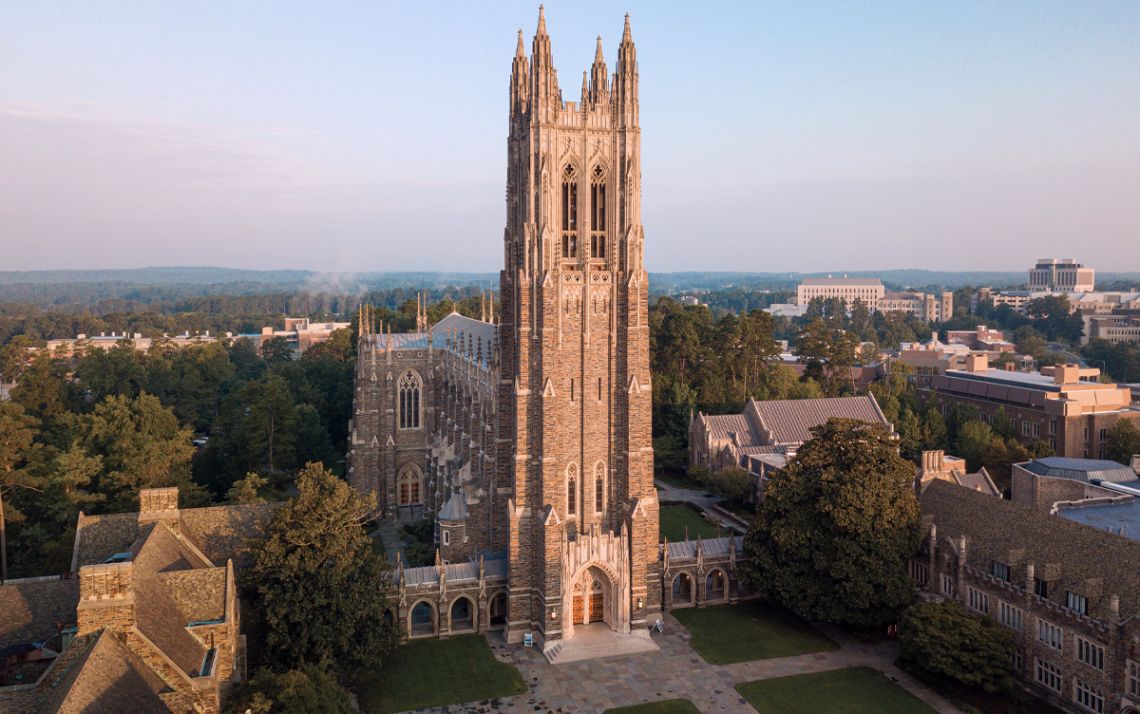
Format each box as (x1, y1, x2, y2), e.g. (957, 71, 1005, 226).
(1066, 591, 1088, 615)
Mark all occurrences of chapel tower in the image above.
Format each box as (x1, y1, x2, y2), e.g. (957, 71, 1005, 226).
(499, 7, 660, 645)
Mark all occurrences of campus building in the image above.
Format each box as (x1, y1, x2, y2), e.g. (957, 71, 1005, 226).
(917, 357, 1140, 458)
(1030, 259, 1096, 293)
(916, 480, 1140, 714)
(348, 9, 663, 656)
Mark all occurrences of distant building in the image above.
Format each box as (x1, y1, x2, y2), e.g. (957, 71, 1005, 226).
(1029, 258, 1095, 292)
(946, 325, 1015, 352)
(764, 303, 807, 318)
(879, 291, 954, 323)
(917, 357, 1140, 458)
(1083, 315, 1140, 346)
(1011, 457, 1140, 543)
(796, 277, 885, 311)
(689, 395, 893, 476)
(916, 480, 1140, 714)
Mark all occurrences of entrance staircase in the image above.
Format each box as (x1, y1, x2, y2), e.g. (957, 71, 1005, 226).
(542, 624, 659, 664)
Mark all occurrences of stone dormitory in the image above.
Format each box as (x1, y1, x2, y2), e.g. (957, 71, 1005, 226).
(0, 487, 276, 713)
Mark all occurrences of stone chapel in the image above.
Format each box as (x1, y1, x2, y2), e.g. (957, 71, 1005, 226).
(348, 7, 662, 650)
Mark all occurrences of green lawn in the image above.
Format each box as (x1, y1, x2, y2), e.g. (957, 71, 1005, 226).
(671, 600, 838, 664)
(654, 469, 697, 489)
(737, 667, 936, 714)
(355, 635, 526, 713)
(604, 699, 701, 714)
(659, 503, 719, 542)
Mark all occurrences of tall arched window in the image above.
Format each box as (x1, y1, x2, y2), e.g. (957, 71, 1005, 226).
(398, 370, 422, 430)
(561, 165, 578, 259)
(590, 165, 606, 259)
(397, 464, 422, 506)
(566, 463, 578, 516)
(594, 462, 606, 513)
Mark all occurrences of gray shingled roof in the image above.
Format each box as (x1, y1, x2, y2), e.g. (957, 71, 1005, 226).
(1023, 457, 1137, 484)
(0, 578, 79, 650)
(920, 479, 1140, 621)
(744, 395, 890, 445)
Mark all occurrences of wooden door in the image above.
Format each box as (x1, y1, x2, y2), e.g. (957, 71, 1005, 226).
(572, 596, 584, 623)
(589, 593, 604, 623)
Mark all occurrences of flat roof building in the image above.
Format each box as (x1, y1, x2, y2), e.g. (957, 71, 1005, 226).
(1029, 258, 1095, 293)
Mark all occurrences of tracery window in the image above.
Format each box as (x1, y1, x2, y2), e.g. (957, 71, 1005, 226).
(594, 462, 605, 513)
(567, 463, 578, 516)
(590, 165, 606, 259)
(397, 464, 422, 506)
(398, 370, 422, 430)
(561, 165, 578, 259)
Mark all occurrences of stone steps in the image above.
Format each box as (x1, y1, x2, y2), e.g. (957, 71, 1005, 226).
(542, 627, 660, 665)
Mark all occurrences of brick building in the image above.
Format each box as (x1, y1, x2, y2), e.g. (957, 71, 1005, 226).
(917, 356, 1140, 458)
(348, 9, 661, 656)
(916, 480, 1140, 714)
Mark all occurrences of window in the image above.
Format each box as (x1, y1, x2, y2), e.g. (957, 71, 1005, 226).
(597, 377, 603, 401)
(589, 165, 606, 259)
(1012, 648, 1024, 673)
(397, 465, 422, 506)
(1128, 660, 1140, 698)
(909, 560, 929, 587)
(998, 601, 1023, 631)
(1099, 427, 1107, 442)
(594, 463, 605, 513)
(1067, 591, 1088, 615)
(1038, 619, 1063, 650)
(991, 560, 1010, 582)
(1036, 659, 1062, 693)
(561, 165, 578, 259)
(1034, 577, 1049, 599)
(1074, 678, 1104, 713)
(941, 573, 955, 597)
(1076, 637, 1104, 671)
(1083, 427, 1089, 442)
(442, 530, 450, 546)
(1022, 421, 1031, 437)
(967, 586, 989, 614)
(566, 464, 578, 516)
(570, 378, 575, 402)
(398, 370, 422, 429)
(1032, 423, 1041, 438)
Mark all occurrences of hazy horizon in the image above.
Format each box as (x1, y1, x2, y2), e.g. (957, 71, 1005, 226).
(2, 1, 1138, 272)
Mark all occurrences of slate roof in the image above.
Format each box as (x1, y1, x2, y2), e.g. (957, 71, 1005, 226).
(665, 535, 743, 561)
(0, 578, 79, 651)
(40, 631, 166, 714)
(920, 479, 1140, 620)
(1023, 457, 1137, 484)
(743, 395, 891, 445)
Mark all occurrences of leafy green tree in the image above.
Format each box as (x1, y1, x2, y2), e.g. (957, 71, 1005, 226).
(79, 393, 197, 511)
(260, 336, 294, 367)
(1106, 420, 1140, 465)
(899, 600, 1014, 693)
(955, 420, 994, 471)
(740, 419, 921, 628)
(695, 466, 753, 504)
(921, 405, 949, 452)
(223, 665, 355, 714)
(251, 463, 396, 674)
(795, 319, 860, 396)
(0, 401, 42, 579)
(227, 472, 269, 505)
(897, 407, 923, 461)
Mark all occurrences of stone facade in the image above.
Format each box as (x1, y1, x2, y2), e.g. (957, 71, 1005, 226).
(349, 8, 660, 652)
(917, 481, 1140, 714)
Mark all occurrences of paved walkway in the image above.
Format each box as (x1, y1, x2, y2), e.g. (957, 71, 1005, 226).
(401, 612, 963, 713)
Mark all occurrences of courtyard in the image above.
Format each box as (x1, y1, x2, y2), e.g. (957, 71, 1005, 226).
(659, 502, 721, 542)
(671, 600, 838, 664)
(368, 608, 960, 713)
(736, 667, 937, 713)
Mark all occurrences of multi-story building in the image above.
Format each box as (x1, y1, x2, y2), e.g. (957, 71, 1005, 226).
(916, 480, 1140, 714)
(796, 277, 885, 311)
(1084, 315, 1140, 345)
(348, 9, 665, 657)
(879, 291, 954, 322)
(917, 356, 1140, 458)
(1030, 259, 1095, 293)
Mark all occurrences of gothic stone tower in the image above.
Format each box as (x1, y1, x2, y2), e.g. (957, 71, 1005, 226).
(500, 7, 660, 645)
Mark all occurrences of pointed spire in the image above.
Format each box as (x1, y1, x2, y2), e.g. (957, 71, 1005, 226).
(515, 28, 525, 58)
(622, 12, 632, 42)
(536, 4, 547, 36)
(595, 35, 604, 63)
(581, 70, 589, 104)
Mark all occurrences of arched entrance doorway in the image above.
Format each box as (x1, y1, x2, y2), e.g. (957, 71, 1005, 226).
(671, 572, 694, 607)
(572, 573, 607, 625)
(564, 563, 626, 640)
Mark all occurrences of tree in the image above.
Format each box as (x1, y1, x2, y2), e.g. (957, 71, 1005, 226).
(0, 401, 41, 580)
(227, 472, 268, 505)
(955, 420, 994, 471)
(223, 665, 355, 714)
(251, 463, 396, 674)
(897, 407, 923, 461)
(899, 600, 1014, 693)
(260, 336, 294, 367)
(740, 419, 921, 628)
(1106, 420, 1140, 465)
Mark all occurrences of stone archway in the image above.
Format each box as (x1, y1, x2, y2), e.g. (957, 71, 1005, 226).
(671, 572, 695, 608)
(562, 561, 628, 640)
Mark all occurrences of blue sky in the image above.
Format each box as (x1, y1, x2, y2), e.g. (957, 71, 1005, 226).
(1, 1, 1137, 272)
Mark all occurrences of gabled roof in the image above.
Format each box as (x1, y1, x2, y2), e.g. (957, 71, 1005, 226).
(1023, 457, 1137, 484)
(920, 479, 1140, 620)
(0, 579, 79, 652)
(743, 395, 890, 445)
(40, 630, 166, 714)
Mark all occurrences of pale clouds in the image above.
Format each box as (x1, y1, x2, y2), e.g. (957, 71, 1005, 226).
(0, 103, 498, 271)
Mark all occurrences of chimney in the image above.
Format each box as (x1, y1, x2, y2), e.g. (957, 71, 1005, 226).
(77, 562, 135, 634)
(965, 353, 988, 372)
(922, 450, 944, 474)
(138, 486, 179, 525)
